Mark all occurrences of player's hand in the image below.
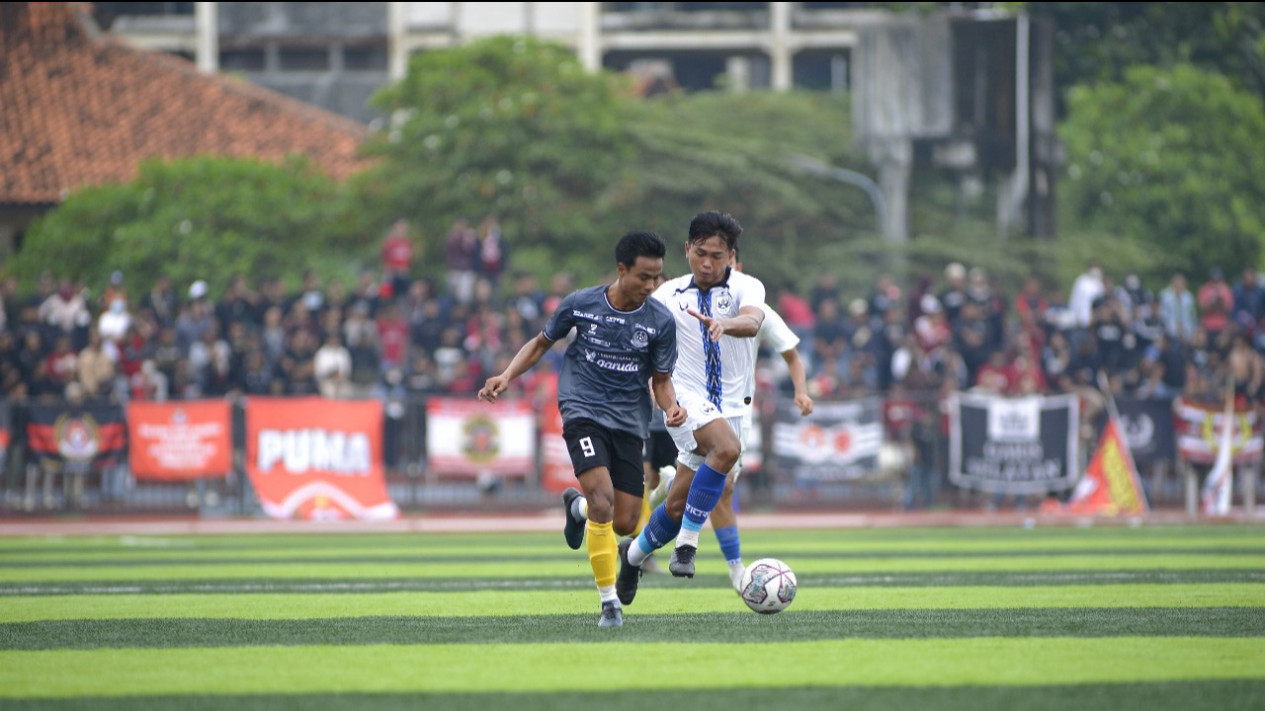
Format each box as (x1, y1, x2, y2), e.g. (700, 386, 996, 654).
(664, 403, 687, 427)
(686, 308, 725, 341)
(478, 375, 509, 403)
(794, 393, 814, 416)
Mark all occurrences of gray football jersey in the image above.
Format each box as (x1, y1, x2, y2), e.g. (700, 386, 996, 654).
(543, 285, 677, 438)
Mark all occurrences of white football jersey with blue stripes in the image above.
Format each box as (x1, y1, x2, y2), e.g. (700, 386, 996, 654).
(653, 267, 766, 418)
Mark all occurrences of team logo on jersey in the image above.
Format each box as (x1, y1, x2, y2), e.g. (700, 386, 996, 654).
(630, 329, 649, 349)
(715, 291, 732, 313)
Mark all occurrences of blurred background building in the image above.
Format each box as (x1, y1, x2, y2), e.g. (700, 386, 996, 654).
(8, 2, 1056, 256)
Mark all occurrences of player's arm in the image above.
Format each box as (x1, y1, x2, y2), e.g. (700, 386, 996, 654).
(779, 347, 814, 416)
(688, 304, 765, 341)
(478, 332, 554, 403)
(650, 371, 686, 427)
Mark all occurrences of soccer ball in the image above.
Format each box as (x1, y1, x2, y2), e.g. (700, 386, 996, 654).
(738, 558, 797, 614)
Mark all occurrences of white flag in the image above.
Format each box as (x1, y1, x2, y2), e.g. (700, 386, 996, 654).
(1201, 401, 1234, 516)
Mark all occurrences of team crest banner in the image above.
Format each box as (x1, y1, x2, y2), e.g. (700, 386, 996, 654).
(26, 403, 127, 471)
(771, 398, 883, 482)
(245, 397, 397, 521)
(949, 392, 1079, 494)
(426, 397, 535, 477)
(1174, 397, 1263, 465)
(127, 400, 232, 481)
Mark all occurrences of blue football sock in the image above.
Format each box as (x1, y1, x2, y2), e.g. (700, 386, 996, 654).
(714, 525, 741, 565)
(632, 503, 680, 561)
(677, 463, 727, 545)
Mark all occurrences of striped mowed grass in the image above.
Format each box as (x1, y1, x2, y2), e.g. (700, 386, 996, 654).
(0, 523, 1263, 710)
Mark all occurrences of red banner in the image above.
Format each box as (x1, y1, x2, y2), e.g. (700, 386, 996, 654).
(1063, 417, 1148, 516)
(245, 398, 398, 521)
(539, 399, 573, 494)
(127, 400, 231, 481)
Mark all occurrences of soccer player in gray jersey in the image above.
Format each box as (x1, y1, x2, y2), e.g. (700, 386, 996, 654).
(478, 231, 685, 628)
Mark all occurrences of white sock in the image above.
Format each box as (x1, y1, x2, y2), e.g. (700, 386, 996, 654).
(627, 541, 648, 567)
(598, 584, 618, 604)
(676, 527, 700, 549)
(571, 496, 588, 521)
(728, 560, 745, 589)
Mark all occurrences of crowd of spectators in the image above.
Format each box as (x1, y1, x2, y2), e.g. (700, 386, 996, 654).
(0, 217, 1260, 422)
(759, 260, 1264, 413)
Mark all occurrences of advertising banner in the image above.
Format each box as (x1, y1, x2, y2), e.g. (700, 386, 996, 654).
(245, 397, 397, 521)
(127, 400, 231, 481)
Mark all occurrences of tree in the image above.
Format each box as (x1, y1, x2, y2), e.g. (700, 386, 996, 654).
(8, 156, 362, 294)
(1026, 2, 1265, 107)
(356, 36, 632, 277)
(358, 35, 903, 288)
(1058, 63, 1265, 277)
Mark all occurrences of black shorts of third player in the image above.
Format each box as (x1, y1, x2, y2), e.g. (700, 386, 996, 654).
(642, 429, 678, 471)
(563, 418, 645, 497)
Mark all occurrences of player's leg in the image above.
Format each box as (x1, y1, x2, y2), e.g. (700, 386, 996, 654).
(609, 429, 648, 537)
(562, 486, 588, 550)
(622, 393, 713, 578)
(713, 415, 751, 590)
(635, 436, 659, 536)
(668, 417, 741, 577)
(647, 428, 679, 509)
(562, 420, 624, 626)
(710, 475, 744, 590)
(608, 429, 652, 607)
(626, 459, 692, 565)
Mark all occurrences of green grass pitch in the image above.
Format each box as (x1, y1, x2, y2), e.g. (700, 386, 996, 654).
(0, 523, 1262, 710)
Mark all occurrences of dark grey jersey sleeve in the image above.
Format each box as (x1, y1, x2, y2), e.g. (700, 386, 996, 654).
(542, 292, 577, 342)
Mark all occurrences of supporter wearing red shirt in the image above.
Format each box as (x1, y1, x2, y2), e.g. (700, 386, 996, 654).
(376, 300, 410, 372)
(1197, 266, 1234, 340)
(973, 349, 1014, 394)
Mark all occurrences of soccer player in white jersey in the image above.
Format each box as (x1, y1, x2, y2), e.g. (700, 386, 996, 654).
(652, 253, 815, 590)
(616, 211, 766, 604)
(710, 251, 814, 588)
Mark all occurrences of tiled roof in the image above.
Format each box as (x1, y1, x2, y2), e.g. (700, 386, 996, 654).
(0, 2, 371, 206)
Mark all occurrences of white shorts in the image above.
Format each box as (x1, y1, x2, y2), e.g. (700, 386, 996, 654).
(669, 391, 746, 473)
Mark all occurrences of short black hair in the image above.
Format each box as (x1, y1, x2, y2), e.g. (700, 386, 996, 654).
(688, 211, 743, 251)
(615, 231, 667, 268)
